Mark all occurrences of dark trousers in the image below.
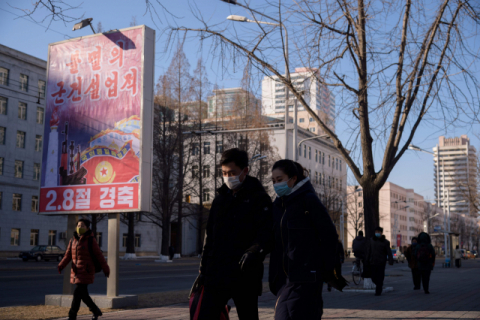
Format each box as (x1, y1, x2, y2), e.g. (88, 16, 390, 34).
(419, 270, 431, 292)
(197, 285, 259, 320)
(327, 264, 342, 290)
(411, 268, 421, 289)
(69, 284, 100, 318)
(275, 280, 324, 320)
(370, 264, 386, 295)
(455, 259, 461, 268)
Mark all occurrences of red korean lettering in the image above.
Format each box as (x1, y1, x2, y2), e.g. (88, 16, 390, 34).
(120, 67, 137, 96)
(67, 76, 82, 102)
(88, 46, 102, 71)
(109, 41, 124, 67)
(84, 74, 100, 100)
(51, 81, 67, 104)
(105, 71, 118, 98)
(66, 50, 82, 74)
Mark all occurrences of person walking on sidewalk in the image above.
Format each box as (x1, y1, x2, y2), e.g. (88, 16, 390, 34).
(197, 148, 273, 320)
(405, 237, 420, 290)
(414, 232, 436, 294)
(269, 160, 338, 320)
(352, 230, 367, 266)
(365, 227, 393, 296)
(454, 245, 462, 268)
(328, 236, 345, 292)
(58, 219, 110, 320)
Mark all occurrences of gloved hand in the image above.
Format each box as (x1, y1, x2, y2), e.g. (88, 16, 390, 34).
(57, 265, 62, 274)
(239, 251, 258, 272)
(104, 269, 110, 278)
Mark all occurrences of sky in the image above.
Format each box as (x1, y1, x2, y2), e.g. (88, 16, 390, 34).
(1, 0, 479, 201)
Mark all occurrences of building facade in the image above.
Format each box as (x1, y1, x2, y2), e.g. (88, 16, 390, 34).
(207, 88, 261, 119)
(434, 135, 478, 218)
(262, 67, 336, 134)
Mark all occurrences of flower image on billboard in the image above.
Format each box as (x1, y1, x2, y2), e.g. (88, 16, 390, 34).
(39, 26, 154, 214)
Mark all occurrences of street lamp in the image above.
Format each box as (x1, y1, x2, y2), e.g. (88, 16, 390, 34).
(72, 18, 96, 34)
(296, 134, 329, 161)
(225, 13, 291, 159)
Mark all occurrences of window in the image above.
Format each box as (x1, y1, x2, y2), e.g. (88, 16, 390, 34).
(0, 157, 3, 175)
(310, 117, 314, 122)
(48, 230, 56, 245)
(260, 160, 269, 176)
(38, 80, 46, 98)
(308, 146, 311, 160)
(340, 160, 342, 171)
(30, 229, 39, 246)
(328, 155, 331, 167)
(358, 202, 363, 208)
(303, 145, 306, 158)
(33, 163, 41, 180)
(203, 165, 210, 178)
(0, 126, 5, 144)
(35, 135, 43, 151)
(36, 107, 44, 124)
(322, 173, 325, 186)
(0, 67, 9, 85)
(96, 232, 103, 247)
(328, 176, 331, 187)
(238, 136, 248, 150)
(336, 158, 339, 170)
(31, 196, 38, 212)
(203, 188, 210, 202)
(340, 179, 342, 190)
(15, 160, 23, 178)
(185, 195, 191, 203)
(191, 143, 199, 155)
(216, 140, 223, 153)
(204, 142, 210, 154)
(11, 229, 20, 246)
(135, 234, 141, 247)
(122, 234, 128, 247)
(192, 165, 199, 179)
(315, 150, 318, 162)
(309, 127, 315, 132)
(18, 102, 27, 120)
(20, 74, 29, 91)
(16, 131, 25, 148)
(315, 171, 318, 184)
(0, 96, 6, 115)
(299, 118, 305, 123)
(298, 145, 302, 156)
(215, 165, 222, 178)
(322, 152, 325, 165)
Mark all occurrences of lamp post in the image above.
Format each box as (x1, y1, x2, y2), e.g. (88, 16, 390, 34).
(72, 18, 96, 34)
(225, 14, 291, 159)
(296, 134, 329, 161)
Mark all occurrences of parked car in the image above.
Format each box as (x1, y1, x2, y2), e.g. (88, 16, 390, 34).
(19, 245, 65, 262)
(460, 249, 468, 260)
(466, 251, 475, 259)
(390, 249, 406, 263)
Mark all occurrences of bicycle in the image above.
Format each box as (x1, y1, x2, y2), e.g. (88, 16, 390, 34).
(352, 258, 363, 285)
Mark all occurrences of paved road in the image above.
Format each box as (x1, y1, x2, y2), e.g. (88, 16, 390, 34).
(0, 257, 408, 307)
(63, 259, 480, 320)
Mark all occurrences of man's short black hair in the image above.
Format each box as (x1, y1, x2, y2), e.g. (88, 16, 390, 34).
(220, 148, 248, 169)
(77, 218, 91, 229)
(358, 230, 364, 236)
(375, 226, 383, 233)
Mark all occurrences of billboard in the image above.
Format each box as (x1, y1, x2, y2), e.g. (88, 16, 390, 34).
(39, 26, 154, 214)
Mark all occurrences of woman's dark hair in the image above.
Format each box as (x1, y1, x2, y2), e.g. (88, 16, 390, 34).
(77, 219, 91, 229)
(272, 160, 308, 185)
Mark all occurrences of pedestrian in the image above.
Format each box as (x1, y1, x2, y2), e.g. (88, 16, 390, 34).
(347, 250, 351, 258)
(328, 236, 345, 292)
(352, 230, 367, 261)
(196, 148, 273, 320)
(168, 245, 175, 261)
(269, 160, 338, 320)
(58, 219, 110, 320)
(454, 245, 462, 268)
(405, 237, 420, 290)
(365, 227, 394, 296)
(414, 232, 436, 294)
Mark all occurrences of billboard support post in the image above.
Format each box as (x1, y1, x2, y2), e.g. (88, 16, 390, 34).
(107, 213, 120, 297)
(62, 214, 78, 294)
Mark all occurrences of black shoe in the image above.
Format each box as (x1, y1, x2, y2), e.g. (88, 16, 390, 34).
(425, 290, 430, 294)
(414, 287, 420, 290)
(92, 309, 102, 320)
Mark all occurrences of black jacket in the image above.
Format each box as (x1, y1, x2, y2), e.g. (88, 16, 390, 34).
(200, 175, 273, 294)
(268, 179, 338, 295)
(352, 235, 367, 259)
(365, 235, 393, 266)
(414, 232, 436, 271)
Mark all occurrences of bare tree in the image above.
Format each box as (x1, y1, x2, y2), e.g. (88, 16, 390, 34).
(96, 21, 103, 33)
(347, 187, 364, 242)
(169, 0, 480, 237)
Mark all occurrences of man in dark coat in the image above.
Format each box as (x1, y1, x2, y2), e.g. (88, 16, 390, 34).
(404, 237, 420, 290)
(365, 227, 393, 296)
(197, 148, 273, 320)
(414, 232, 436, 294)
(352, 230, 367, 260)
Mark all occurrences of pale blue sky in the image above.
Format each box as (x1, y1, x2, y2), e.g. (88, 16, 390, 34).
(1, 0, 478, 201)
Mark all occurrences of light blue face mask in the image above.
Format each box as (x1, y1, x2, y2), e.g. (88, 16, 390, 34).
(274, 179, 292, 197)
(375, 233, 381, 238)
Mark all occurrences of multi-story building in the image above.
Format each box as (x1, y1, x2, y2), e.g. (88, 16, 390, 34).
(262, 67, 336, 134)
(434, 135, 478, 218)
(207, 87, 261, 119)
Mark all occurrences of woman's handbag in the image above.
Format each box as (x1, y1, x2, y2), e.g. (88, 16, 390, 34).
(189, 275, 230, 320)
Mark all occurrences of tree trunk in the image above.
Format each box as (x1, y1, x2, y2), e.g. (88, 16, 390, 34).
(126, 212, 135, 254)
(161, 216, 170, 257)
(362, 186, 380, 239)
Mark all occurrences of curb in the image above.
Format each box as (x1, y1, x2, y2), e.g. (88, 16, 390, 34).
(343, 286, 394, 293)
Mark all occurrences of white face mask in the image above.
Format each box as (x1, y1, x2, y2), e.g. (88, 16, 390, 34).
(223, 169, 245, 190)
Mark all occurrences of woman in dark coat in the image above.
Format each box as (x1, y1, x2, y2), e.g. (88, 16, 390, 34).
(58, 219, 110, 320)
(413, 232, 436, 294)
(269, 160, 338, 320)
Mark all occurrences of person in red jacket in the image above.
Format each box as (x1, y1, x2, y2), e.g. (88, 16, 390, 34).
(58, 219, 110, 320)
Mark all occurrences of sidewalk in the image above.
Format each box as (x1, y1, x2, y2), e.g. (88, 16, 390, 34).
(56, 260, 480, 320)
